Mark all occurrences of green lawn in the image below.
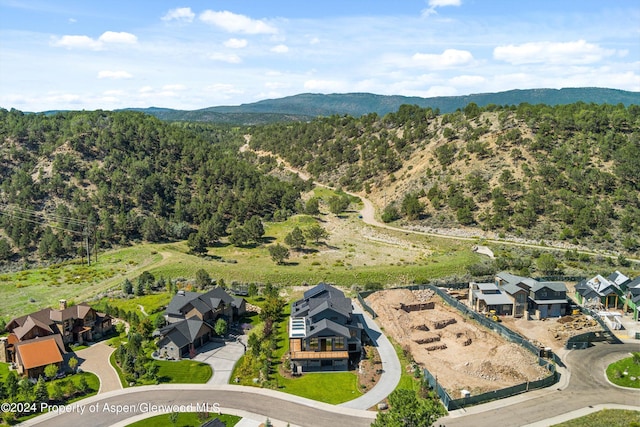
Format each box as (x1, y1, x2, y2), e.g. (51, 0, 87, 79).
(46, 372, 100, 402)
(276, 372, 362, 404)
(126, 412, 241, 427)
(391, 340, 422, 393)
(155, 360, 212, 384)
(606, 356, 640, 388)
(551, 409, 640, 427)
(94, 293, 173, 317)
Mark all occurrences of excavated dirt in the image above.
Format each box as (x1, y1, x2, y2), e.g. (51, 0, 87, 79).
(367, 289, 550, 396)
(501, 314, 602, 352)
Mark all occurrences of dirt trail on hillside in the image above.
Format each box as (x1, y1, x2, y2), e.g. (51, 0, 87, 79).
(239, 143, 638, 263)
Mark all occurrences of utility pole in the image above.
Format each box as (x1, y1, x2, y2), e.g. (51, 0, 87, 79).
(83, 225, 91, 266)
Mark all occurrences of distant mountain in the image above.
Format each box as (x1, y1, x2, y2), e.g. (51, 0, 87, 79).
(131, 88, 640, 124)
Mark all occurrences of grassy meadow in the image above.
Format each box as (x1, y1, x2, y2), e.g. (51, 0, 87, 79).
(0, 202, 480, 320)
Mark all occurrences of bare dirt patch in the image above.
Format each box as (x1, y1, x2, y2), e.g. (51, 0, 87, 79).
(367, 289, 549, 396)
(501, 315, 602, 352)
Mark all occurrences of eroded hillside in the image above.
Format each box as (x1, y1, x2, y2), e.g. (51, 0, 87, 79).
(247, 103, 640, 254)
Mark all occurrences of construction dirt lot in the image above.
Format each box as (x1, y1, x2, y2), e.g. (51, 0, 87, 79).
(367, 289, 570, 396)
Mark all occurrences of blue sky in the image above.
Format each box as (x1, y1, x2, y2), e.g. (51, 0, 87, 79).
(1, 0, 638, 111)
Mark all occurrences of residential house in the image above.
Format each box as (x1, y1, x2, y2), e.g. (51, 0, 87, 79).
(157, 287, 246, 360)
(468, 282, 514, 316)
(156, 318, 214, 360)
(6, 300, 112, 346)
(288, 283, 364, 373)
(165, 287, 246, 325)
(495, 272, 568, 319)
(13, 335, 66, 378)
(627, 277, 640, 321)
(575, 274, 624, 310)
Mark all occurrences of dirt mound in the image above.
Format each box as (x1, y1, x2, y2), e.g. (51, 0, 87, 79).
(367, 289, 550, 395)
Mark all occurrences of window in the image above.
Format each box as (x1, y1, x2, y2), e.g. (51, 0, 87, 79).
(325, 339, 332, 351)
(334, 337, 345, 349)
(309, 338, 318, 351)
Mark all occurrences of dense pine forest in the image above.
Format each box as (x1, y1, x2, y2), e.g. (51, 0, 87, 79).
(0, 109, 306, 263)
(249, 102, 640, 253)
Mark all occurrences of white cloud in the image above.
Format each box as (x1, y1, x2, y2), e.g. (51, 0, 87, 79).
(224, 38, 248, 48)
(97, 70, 133, 79)
(208, 52, 242, 63)
(271, 44, 289, 53)
(422, 0, 462, 17)
(206, 83, 244, 95)
(51, 31, 137, 50)
(162, 7, 195, 22)
(412, 49, 474, 68)
(493, 40, 615, 65)
(199, 10, 278, 34)
(423, 85, 457, 97)
(51, 35, 102, 50)
(98, 31, 137, 44)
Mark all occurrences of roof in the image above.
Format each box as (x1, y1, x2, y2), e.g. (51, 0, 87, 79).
(496, 272, 539, 288)
(532, 281, 567, 293)
(577, 274, 623, 297)
(8, 303, 97, 339)
(12, 316, 54, 340)
(500, 282, 527, 295)
(476, 282, 500, 292)
(307, 318, 351, 339)
(608, 271, 631, 287)
(303, 283, 344, 300)
(166, 287, 235, 317)
(473, 290, 513, 306)
(159, 317, 213, 349)
(628, 277, 640, 289)
(15, 335, 64, 370)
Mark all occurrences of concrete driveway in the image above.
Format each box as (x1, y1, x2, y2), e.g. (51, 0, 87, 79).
(193, 336, 247, 384)
(74, 342, 122, 394)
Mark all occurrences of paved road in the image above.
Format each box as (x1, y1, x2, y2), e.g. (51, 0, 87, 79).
(21, 385, 375, 427)
(440, 342, 640, 427)
(340, 301, 401, 410)
(74, 343, 122, 394)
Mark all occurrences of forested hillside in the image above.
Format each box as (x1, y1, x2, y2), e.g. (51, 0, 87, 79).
(248, 102, 640, 254)
(0, 109, 305, 263)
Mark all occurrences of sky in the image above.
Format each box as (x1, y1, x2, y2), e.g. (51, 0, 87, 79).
(0, 0, 639, 112)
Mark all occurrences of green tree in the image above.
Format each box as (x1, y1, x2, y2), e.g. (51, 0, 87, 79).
(228, 226, 249, 246)
(401, 193, 425, 220)
(214, 318, 228, 336)
(536, 253, 558, 274)
(77, 375, 90, 394)
(268, 244, 289, 265)
(372, 389, 444, 427)
(44, 363, 59, 379)
(68, 356, 78, 373)
(141, 216, 161, 242)
(34, 377, 49, 405)
(327, 194, 350, 215)
(195, 268, 212, 289)
(187, 231, 208, 255)
(244, 216, 265, 243)
(381, 204, 401, 223)
(122, 278, 133, 295)
(305, 197, 320, 215)
(284, 226, 306, 250)
(0, 238, 12, 261)
(305, 224, 329, 244)
(5, 371, 18, 399)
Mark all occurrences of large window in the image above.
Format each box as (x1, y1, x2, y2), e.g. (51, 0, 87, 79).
(309, 338, 318, 351)
(334, 337, 345, 349)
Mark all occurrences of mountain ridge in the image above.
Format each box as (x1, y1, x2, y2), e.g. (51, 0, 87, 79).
(128, 87, 640, 124)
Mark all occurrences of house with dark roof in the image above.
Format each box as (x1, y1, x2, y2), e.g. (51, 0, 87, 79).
(627, 277, 640, 321)
(157, 287, 247, 360)
(495, 272, 568, 319)
(157, 318, 214, 360)
(165, 287, 246, 324)
(289, 283, 364, 372)
(468, 282, 514, 316)
(574, 274, 624, 309)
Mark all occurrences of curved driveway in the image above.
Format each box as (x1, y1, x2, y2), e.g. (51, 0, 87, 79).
(75, 343, 122, 394)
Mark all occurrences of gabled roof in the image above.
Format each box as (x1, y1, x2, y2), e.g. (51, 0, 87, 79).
(473, 290, 513, 306)
(308, 297, 352, 319)
(627, 277, 640, 289)
(496, 272, 538, 289)
(159, 317, 213, 349)
(577, 274, 622, 297)
(608, 271, 631, 287)
(8, 303, 96, 337)
(12, 316, 54, 340)
(308, 318, 350, 339)
(496, 272, 567, 294)
(303, 283, 344, 300)
(166, 287, 235, 317)
(15, 335, 65, 370)
(532, 281, 567, 293)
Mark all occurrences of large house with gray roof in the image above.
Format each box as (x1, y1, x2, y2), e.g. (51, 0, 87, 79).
(288, 283, 364, 372)
(495, 272, 568, 319)
(156, 287, 246, 360)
